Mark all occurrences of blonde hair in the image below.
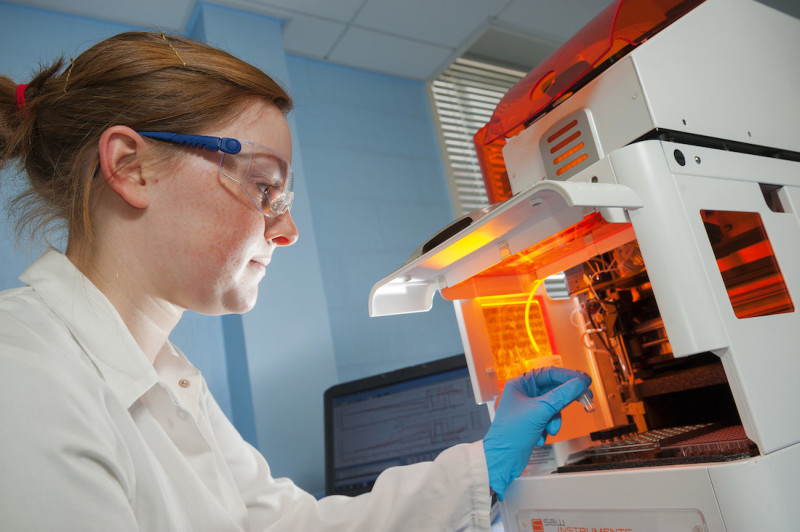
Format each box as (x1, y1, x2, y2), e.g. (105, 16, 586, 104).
(0, 31, 292, 243)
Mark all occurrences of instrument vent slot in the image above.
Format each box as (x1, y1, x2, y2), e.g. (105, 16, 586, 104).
(540, 109, 600, 180)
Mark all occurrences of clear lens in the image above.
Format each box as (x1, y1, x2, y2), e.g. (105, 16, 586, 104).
(219, 140, 293, 217)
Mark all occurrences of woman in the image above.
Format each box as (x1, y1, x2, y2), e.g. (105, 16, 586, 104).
(0, 32, 590, 531)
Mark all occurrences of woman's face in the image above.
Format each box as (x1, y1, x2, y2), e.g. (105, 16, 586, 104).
(143, 99, 298, 315)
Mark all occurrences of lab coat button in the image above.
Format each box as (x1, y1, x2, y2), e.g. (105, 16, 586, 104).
(179, 378, 191, 388)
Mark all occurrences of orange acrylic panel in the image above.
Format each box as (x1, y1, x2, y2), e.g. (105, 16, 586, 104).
(474, 212, 632, 281)
(473, 0, 705, 204)
(701, 210, 794, 319)
(478, 0, 706, 147)
(441, 212, 635, 301)
(478, 291, 555, 388)
(473, 125, 512, 204)
(440, 212, 634, 387)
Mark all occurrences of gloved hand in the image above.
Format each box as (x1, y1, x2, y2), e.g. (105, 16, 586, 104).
(483, 367, 591, 500)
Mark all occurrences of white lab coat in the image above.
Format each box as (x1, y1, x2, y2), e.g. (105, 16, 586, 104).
(0, 249, 491, 531)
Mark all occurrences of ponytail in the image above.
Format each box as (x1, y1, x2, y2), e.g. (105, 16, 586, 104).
(1, 32, 292, 244)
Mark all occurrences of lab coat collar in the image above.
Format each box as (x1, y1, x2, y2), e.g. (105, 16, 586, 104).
(19, 248, 159, 410)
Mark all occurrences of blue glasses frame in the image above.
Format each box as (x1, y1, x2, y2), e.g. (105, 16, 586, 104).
(137, 131, 294, 217)
(138, 131, 243, 155)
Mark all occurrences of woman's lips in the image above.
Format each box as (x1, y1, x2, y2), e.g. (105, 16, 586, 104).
(250, 258, 270, 268)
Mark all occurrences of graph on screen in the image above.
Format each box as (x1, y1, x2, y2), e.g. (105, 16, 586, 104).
(329, 366, 490, 493)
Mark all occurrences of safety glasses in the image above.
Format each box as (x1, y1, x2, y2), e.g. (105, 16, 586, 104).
(138, 131, 294, 217)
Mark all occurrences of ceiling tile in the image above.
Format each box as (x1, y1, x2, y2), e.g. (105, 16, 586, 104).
(328, 26, 452, 80)
(8, 0, 193, 31)
(8, 0, 610, 83)
(250, 0, 367, 23)
(354, 0, 506, 47)
(466, 26, 559, 72)
(282, 13, 346, 59)
(495, 0, 609, 42)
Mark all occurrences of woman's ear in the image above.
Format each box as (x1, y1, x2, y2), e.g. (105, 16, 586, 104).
(97, 126, 150, 209)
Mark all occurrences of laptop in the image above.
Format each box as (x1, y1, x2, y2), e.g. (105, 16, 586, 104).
(324, 354, 491, 496)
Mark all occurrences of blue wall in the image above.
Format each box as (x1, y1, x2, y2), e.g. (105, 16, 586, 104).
(0, 4, 130, 289)
(286, 57, 464, 382)
(0, 0, 463, 494)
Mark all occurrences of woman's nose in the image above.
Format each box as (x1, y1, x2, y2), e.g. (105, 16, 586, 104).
(266, 210, 299, 246)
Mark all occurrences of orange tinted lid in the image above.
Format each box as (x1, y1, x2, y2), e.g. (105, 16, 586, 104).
(480, 0, 705, 145)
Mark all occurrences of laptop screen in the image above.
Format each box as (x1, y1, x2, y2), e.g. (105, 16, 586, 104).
(324, 354, 491, 496)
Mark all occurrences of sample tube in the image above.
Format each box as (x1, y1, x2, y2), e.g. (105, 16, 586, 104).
(578, 391, 596, 413)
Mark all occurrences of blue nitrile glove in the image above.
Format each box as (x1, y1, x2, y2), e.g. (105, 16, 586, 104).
(483, 367, 591, 500)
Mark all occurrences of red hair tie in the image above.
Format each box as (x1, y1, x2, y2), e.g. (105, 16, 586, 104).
(15, 83, 28, 115)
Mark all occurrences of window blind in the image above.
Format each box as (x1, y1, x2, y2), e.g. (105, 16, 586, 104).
(429, 58, 525, 216)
